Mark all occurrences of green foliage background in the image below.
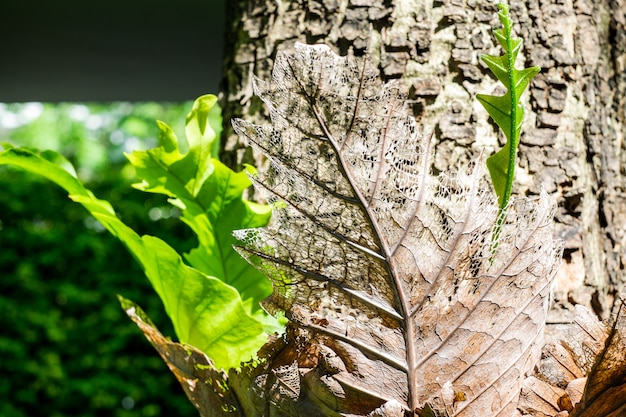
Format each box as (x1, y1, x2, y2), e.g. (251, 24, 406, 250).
(0, 103, 197, 417)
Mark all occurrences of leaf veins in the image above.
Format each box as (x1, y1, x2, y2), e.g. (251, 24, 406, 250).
(233, 43, 562, 417)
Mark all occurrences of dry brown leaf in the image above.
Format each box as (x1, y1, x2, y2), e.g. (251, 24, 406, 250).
(519, 376, 567, 416)
(118, 41, 626, 417)
(520, 303, 626, 417)
(570, 303, 626, 417)
(120, 297, 239, 417)
(231, 43, 562, 416)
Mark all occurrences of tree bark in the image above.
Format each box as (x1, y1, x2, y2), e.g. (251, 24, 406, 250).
(219, 0, 626, 324)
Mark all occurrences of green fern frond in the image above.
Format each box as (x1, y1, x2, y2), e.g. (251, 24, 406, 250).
(478, 3, 540, 208)
(477, 3, 540, 248)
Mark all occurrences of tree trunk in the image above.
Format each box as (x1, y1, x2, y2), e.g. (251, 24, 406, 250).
(219, 0, 626, 325)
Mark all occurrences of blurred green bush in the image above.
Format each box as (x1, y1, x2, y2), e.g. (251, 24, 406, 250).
(0, 102, 199, 416)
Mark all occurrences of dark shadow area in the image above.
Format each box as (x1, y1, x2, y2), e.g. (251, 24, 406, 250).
(0, 0, 225, 102)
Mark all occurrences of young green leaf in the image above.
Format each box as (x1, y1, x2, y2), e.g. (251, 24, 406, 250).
(185, 93, 223, 159)
(0, 144, 267, 369)
(126, 95, 277, 327)
(477, 3, 540, 212)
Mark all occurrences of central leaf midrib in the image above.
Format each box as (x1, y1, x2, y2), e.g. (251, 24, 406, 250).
(288, 56, 422, 411)
(252, 173, 384, 259)
(240, 247, 400, 321)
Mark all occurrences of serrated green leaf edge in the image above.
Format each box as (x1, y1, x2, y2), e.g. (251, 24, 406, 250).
(0, 144, 267, 370)
(477, 3, 540, 209)
(477, 3, 540, 249)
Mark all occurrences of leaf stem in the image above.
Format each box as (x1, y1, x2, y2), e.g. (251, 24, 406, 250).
(491, 4, 517, 254)
(503, 4, 517, 214)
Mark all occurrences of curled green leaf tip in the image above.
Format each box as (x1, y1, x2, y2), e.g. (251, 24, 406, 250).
(186, 94, 218, 137)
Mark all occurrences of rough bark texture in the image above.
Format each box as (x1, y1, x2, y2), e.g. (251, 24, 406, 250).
(219, 0, 626, 325)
